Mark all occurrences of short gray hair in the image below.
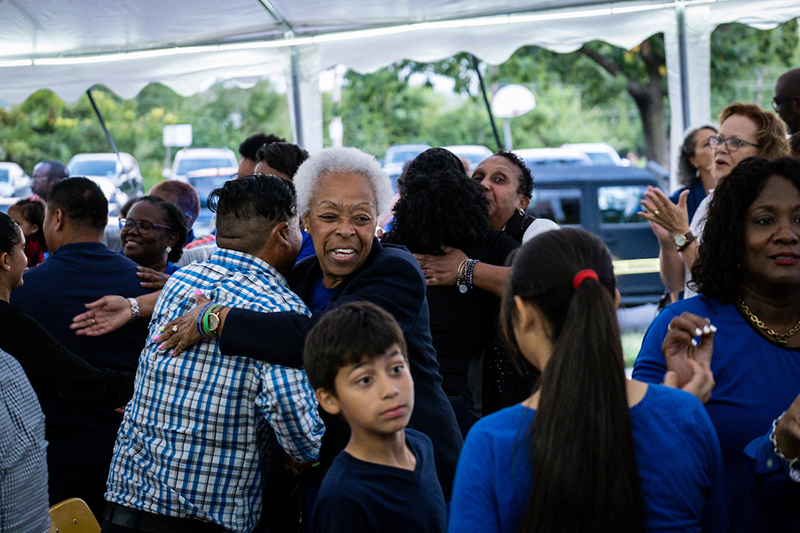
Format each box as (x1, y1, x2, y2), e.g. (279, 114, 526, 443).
(294, 147, 394, 217)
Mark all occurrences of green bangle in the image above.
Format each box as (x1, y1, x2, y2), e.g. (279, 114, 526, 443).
(202, 304, 222, 337)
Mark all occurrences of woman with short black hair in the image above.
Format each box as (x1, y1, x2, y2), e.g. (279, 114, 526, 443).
(383, 148, 519, 435)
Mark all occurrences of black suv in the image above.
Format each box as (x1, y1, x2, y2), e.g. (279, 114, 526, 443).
(526, 165, 665, 306)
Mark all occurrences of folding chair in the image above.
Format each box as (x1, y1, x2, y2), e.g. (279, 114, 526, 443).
(48, 498, 101, 533)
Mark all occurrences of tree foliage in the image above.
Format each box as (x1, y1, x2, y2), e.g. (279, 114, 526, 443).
(400, 19, 798, 168)
(1, 20, 797, 184)
(0, 81, 291, 191)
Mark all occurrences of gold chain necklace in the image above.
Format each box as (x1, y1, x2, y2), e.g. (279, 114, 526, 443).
(737, 296, 800, 345)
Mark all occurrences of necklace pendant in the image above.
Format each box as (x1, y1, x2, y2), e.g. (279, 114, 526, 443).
(776, 336, 788, 345)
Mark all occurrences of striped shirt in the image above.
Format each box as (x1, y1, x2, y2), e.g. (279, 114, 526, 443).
(106, 249, 324, 532)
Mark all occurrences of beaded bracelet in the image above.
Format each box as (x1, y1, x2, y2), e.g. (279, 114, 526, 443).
(457, 258, 470, 293)
(457, 259, 480, 293)
(202, 304, 223, 337)
(769, 412, 800, 483)
(196, 303, 215, 336)
(466, 259, 480, 290)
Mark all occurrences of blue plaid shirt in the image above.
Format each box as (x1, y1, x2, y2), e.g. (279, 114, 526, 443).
(106, 249, 324, 532)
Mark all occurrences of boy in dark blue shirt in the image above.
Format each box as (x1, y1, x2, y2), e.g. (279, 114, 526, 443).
(303, 301, 447, 533)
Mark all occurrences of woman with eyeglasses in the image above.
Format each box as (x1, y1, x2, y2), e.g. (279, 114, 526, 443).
(641, 103, 789, 298)
(119, 196, 187, 281)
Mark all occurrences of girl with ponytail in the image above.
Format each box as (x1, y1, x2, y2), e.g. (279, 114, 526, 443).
(448, 228, 727, 533)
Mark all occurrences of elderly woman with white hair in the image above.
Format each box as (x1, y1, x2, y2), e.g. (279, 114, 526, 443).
(156, 147, 463, 498)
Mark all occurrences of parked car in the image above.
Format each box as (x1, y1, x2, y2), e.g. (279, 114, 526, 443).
(443, 145, 493, 175)
(67, 153, 144, 215)
(0, 197, 18, 214)
(185, 166, 238, 237)
(527, 165, 664, 305)
(0, 162, 31, 198)
(166, 147, 239, 182)
(382, 144, 431, 191)
(561, 143, 627, 166)
(515, 147, 592, 167)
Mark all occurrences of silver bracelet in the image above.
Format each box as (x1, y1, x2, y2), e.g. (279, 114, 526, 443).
(127, 297, 140, 322)
(769, 412, 800, 482)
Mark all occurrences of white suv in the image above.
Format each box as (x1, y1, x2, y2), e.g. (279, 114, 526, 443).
(167, 148, 238, 182)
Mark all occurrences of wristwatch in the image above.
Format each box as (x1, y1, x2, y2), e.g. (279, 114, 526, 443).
(673, 231, 695, 252)
(207, 306, 224, 337)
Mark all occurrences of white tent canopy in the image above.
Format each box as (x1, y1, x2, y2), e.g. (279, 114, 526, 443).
(2, 0, 800, 164)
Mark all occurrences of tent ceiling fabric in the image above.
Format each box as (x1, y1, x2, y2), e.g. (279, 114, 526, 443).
(1, 0, 799, 104)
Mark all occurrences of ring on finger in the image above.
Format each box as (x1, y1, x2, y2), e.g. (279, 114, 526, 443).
(171, 325, 179, 334)
(654, 209, 660, 216)
(91, 318, 96, 325)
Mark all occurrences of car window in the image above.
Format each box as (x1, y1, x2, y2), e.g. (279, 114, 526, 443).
(387, 150, 423, 165)
(529, 188, 581, 225)
(68, 160, 117, 177)
(524, 157, 588, 167)
(598, 186, 647, 224)
(188, 175, 233, 206)
(177, 158, 236, 175)
(0, 169, 9, 183)
(586, 153, 616, 165)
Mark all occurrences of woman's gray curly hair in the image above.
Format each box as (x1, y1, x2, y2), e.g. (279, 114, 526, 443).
(293, 147, 394, 217)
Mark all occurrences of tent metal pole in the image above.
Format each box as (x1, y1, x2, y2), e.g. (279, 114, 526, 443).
(289, 46, 304, 148)
(86, 88, 124, 169)
(472, 55, 503, 151)
(257, 0, 304, 147)
(676, 4, 691, 131)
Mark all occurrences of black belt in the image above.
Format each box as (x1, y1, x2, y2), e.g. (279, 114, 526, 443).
(103, 502, 228, 533)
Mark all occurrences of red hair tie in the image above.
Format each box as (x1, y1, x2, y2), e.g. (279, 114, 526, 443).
(573, 269, 598, 289)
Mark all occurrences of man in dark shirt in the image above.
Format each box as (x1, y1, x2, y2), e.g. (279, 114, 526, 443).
(774, 68, 800, 157)
(10, 177, 149, 518)
(30, 160, 69, 200)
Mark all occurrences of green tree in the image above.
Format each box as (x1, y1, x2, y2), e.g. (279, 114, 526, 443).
(401, 19, 799, 168)
(1, 81, 291, 191)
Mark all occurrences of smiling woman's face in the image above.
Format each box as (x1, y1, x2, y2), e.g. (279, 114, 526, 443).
(121, 201, 176, 271)
(303, 172, 377, 288)
(741, 175, 800, 294)
(5, 229, 27, 292)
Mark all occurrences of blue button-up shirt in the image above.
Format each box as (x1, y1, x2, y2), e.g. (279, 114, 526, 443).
(106, 248, 324, 532)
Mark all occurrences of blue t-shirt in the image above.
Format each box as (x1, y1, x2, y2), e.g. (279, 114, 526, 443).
(312, 428, 447, 533)
(448, 384, 727, 533)
(165, 261, 180, 275)
(633, 296, 800, 532)
(308, 273, 335, 312)
(297, 231, 315, 262)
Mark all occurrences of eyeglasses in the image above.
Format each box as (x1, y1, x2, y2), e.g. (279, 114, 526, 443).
(772, 96, 799, 110)
(119, 218, 172, 234)
(708, 136, 758, 152)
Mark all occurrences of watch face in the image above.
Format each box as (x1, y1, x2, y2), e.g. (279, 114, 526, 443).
(674, 234, 687, 247)
(209, 313, 220, 332)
